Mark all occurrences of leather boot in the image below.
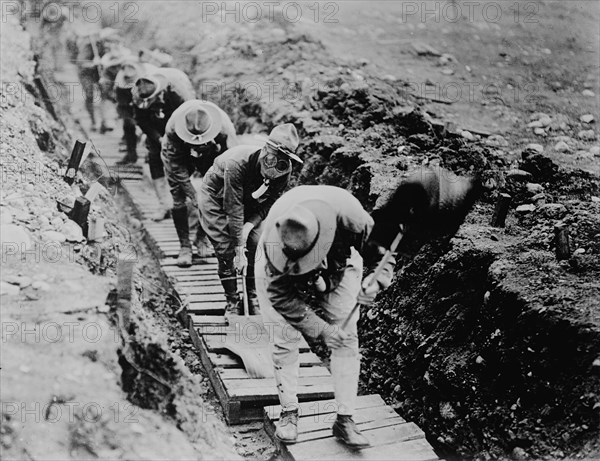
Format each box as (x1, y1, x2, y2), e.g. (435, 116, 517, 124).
(275, 409, 299, 444)
(245, 281, 260, 315)
(332, 414, 370, 449)
(221, 277, 241, 315)
(172, 207, 192, 268)
(151, 177, 172, 221)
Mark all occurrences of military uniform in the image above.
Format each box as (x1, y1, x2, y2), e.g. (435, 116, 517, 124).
(256, 185, 395, 447)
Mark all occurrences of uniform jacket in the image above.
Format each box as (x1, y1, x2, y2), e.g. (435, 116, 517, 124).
(202, 145, 290, 247)
(261, 185, 396, 336)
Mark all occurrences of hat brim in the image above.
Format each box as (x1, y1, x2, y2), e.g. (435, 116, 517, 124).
(264, 199, 337, 275)
(174, 101, 223, 145)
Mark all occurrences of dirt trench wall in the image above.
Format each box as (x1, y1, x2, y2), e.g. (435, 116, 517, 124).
(2, 15, 239, 460)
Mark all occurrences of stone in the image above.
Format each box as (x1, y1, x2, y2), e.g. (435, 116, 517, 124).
(5, 275, 32, 287)
(61, 221, 84, 242)
(537, 203, 567, 219)
(532, 193, 547, 205)
(534, 128, 546, 136)
(506, 169, 533, 182)
(512, 447, 529, 460)
(42, 231, 66, 243)
(0, 208, 13, 224)
(526, 183, 544, 194)
(0, 224, 33, 253)
(1, 281, 20, 296)
(441, 68, 455, 75)
(581, 89, 595, 97)
(591, 196, 600, 203)
(554, 141, 571, 152)
(541, 48, 552, 55)
(460, 130, 475, 141)
(538, 115, 552, 127)
(527, 120, 544, 128)
(525, 143, 544, 154)
(589, 146, 600, 156)
(516, 204, 536, 214)
(580, 114, 595, 124)
(578, 130, 596, 140)
(485, 134, 508, 147)
(32, 280, 51, 291)
(573, 248, 586, 255)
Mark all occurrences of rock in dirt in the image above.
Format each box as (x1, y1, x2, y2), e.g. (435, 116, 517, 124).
(533, 128, 546, 136)
(486, 134, 509, 147)
(516, 204, 536, 214)
(42, 230, 67, 243)
(578, 130, 596, 140)
(460, 130, 475, 141)
(506, 169, 533, 182)
(61, 221, 84, 242)
(4, 275, 32, 287)
(526, 183, 544, 194)
(537, 203, 567, 219)
(0, 224, 33, 253)
(512, 447, 529, 460)
(580, 114, 595, 124)
(581, 89, 595, 97)
(1, 281, 20, 296)
(554, 141, 571, 152)
(524, 143, 544, 154)
(0, 208, 13, 224)
(590, 146, 600, 157)
(32, 280, 51, 291)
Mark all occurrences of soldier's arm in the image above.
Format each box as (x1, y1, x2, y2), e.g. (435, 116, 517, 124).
(223, 159, 245, 246)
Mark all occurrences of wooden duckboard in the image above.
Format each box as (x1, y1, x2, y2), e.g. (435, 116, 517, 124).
(264, 395, 441, 461)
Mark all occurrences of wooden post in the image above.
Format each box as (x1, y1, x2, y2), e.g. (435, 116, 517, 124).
(64, 140, 87, 185)
(554, 224, 571, 260)
(491, 193, 511, 228)
(117, 255, 136, 331)
(68, 196, 90, 237)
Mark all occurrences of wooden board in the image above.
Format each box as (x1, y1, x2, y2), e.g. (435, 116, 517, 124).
(264, 394, 440, 461)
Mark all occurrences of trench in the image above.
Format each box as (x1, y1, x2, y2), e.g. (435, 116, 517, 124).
(19, 4, 600, 461)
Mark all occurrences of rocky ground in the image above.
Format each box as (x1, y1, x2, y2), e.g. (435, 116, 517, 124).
(3, 1, 599, 460)
(1, 15, 238, 461)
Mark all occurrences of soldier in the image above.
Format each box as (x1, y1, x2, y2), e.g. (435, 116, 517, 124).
(75, 28, 121, 133)
(114, 59, 157, 165)
(161, 100, 239, 268)
(256, 185, 396, 449)
(198, 124, 301, 314)
(132, 68, 195, 220)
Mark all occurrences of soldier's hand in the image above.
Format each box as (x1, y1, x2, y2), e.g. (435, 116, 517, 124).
(234, 245, 248, 274)
(324, 326, 350, 349)
(357, 273, 380, 306)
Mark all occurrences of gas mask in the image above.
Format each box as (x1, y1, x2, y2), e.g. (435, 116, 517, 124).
(252, 143, 292, 201)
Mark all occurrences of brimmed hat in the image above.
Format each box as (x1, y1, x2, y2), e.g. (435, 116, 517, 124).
(264, 200, 337, 275)
(173, 100, 223, 145)
(265, 124, 302, 163)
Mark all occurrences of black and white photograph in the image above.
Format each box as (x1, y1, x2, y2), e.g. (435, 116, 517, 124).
(1, 1, 599, 460)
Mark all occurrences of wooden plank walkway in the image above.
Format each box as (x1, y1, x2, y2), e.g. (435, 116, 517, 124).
(264, 395, 440, 461)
